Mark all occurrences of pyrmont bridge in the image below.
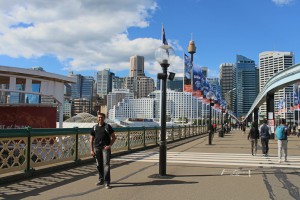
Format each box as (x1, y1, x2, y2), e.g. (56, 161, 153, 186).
(1, 63, 300, 200)
(244, 62, 300, 129)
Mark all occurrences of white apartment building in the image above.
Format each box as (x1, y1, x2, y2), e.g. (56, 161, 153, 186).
(107, 89, 134, 117)
(63, 100, 72, 118)
(259, 51, 294, 119)
(109, 90, 209, 122)
(110, 98, 155, 120)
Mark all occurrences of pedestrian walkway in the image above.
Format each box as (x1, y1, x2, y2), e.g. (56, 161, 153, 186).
(114, 151, 300, 169)
(1, 129, 300, 200)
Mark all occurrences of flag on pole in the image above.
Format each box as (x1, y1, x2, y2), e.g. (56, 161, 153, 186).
(192, 65, 203, 98)
(184, 54, 192, 92)
(162, 25, 168, 45)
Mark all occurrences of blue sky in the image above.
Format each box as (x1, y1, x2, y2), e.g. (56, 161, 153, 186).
(0, 0, 299, 80)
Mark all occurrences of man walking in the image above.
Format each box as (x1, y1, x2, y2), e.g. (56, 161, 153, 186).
(276, 118, 289, 163)
(259, 119, 270, 157)
(248, 121, 259, 156)
(90, 113, 116, 189)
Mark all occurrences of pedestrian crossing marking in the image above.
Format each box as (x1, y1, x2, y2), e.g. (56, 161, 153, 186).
(113, 151, 300, 169)
(221, 169, 251, 177)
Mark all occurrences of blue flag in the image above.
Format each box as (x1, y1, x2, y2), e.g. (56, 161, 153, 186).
(162, 25, 168, 45)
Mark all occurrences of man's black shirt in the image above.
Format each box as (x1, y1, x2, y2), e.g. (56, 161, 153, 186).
(90, 123, 114, 149)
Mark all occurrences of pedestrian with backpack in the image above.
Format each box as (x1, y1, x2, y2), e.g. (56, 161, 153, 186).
(248, 121, 259, 156)
(276, 118, 289, 163)
(259, 119, 270, 157)
(90, 113, 116, 189)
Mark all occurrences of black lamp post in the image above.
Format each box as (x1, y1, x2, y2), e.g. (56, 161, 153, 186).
(155, 44, 175, 176)
(206, 91, 215, 145)
(288, 110, 292, 128)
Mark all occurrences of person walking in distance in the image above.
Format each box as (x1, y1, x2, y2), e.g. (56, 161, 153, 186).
(90, 113, 116, 189)
(248, 121, 259, 156)
(276, 118, 290, 163)
(259, 119, 270, 157)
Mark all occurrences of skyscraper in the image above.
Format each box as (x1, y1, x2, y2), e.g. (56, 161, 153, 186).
(130, 55, 145, 78)
(220, 63, 235, 111)
(69, 72, 94, 101)
(235, 55, 258, 118)
(69, 72, 95, 114)
(97, 69, 112, 97)
(259, 51, 294, 119)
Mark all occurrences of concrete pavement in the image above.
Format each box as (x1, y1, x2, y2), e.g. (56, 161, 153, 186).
(1, 129, 300, 200)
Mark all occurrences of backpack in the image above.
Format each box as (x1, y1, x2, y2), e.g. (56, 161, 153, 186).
(276, 126, 286, 140)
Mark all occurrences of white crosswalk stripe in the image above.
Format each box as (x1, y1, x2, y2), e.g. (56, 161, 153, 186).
(113, 151, 300, 169)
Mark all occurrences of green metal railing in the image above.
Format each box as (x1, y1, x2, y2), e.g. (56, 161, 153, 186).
(0, 125, 208, 176)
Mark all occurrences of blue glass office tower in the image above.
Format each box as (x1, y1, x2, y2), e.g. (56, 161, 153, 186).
(70, 73, 94, 101)
(234, 55, 258, 118)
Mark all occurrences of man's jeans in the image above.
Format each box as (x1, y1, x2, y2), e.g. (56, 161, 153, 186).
(278, 140, 288, 161)
(95, 148, 111, 184)
(261, 138, 269, 155)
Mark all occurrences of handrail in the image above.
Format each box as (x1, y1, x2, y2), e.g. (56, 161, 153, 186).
(0, 125, 208, 181)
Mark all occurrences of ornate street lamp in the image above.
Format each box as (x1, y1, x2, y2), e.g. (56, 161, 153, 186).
(155, 44, 175, 176)
(206, 91, 215, 145)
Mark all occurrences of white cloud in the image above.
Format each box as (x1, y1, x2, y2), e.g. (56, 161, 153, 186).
(0, 0, 184, 77)
(272, 0, 294, 6)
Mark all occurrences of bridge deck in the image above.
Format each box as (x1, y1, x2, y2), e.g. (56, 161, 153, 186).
(1, 129, 300, 200)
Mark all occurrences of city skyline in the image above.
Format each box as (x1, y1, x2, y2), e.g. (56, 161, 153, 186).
(0, 0, 299, 81)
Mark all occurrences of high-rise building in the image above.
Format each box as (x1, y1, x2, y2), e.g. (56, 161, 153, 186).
(124, 76, 135, 94)
(97, 69, 112, 97)
(259, 51, 294, 119)
(234, 55, 258, 118)
(69, 73, 94, 101)
(69, 72, 95, 114)
(124, 71, 155, 99)
(130, 55, 145, 78)
(112, 75, 125, 89)
(219, 63, 235, 111)
(81, 76, 94, 100)
(136, 77, 155, 99)
(63, 100, 72, 118)
(72, 98, 91, 115)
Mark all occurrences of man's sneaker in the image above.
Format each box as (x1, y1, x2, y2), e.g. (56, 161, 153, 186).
(105, 184, 112, 189)
(277, 160, 281, 163)
(95, 181, 104, 186)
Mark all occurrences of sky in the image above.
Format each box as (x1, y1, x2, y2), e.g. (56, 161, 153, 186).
(0, 0, 299, 81)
